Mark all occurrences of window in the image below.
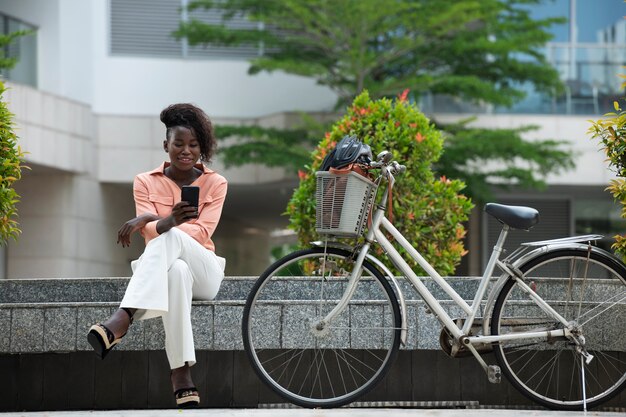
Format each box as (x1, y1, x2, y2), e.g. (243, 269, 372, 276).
(110, 0, 260, 59)
(0, 13, 37, 88)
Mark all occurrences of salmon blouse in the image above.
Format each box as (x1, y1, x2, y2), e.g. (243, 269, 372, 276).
(133, 162, 228, 252)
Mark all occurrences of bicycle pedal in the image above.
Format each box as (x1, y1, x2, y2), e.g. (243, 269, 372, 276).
(488, 365, 501, 384)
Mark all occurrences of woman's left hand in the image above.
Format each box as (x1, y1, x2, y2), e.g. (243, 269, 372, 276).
(117, 214, 159, 247)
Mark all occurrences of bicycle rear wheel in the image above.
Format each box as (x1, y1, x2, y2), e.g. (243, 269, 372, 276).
(242, 247, 401, 408)
(492, 248, 626, 410)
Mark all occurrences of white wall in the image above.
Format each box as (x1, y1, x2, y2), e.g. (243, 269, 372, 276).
(434, 113, 613, 186)
(91, 55, 337, 118)
(4, 82, 95, 174)
(9, 172, 142, 278)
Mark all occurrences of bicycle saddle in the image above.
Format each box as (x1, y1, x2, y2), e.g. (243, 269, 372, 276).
(484, 203, 539, 230)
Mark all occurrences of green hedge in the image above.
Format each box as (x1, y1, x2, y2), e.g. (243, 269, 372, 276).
(287, 91, 473, 275)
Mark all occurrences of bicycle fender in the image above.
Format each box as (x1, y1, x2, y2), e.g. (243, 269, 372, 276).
(311, 241, 409, 347)
(512, 242, 623, 269)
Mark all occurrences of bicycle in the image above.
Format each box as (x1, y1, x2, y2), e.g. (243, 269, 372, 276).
(241, 150, 626, 410)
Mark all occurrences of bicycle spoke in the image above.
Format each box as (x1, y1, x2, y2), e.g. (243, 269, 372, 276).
(333, 349, 349, 395)
(578, 292, 626, 326)
(284, 349, 308, 391)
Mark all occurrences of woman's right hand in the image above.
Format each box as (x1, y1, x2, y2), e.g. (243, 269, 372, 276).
(170, 201, 198, 225)
(156, 201, 197, 234)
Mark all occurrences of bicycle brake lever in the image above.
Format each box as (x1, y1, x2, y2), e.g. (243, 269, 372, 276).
(377, 151, 392, 164)
(390, 161, 406, 174)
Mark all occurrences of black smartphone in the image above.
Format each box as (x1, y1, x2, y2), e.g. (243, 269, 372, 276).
(181, 185, 199, 208)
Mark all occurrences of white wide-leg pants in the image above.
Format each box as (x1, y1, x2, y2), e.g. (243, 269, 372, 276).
(120, 227, 225, 369)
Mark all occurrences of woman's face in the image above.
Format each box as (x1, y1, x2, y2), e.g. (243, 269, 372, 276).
(164, 126, 201, 171)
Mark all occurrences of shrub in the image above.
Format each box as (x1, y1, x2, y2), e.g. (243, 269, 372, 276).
(286, 91, 474, 275)
(589, 99, 626, 259)
(0, 81, 26, 244)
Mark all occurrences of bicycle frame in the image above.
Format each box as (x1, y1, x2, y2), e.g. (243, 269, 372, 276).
(319, 175, 578, 375)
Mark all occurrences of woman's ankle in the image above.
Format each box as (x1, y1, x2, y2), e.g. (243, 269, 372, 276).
(171, 363, 194, 392)
(103, 308, 133, 339)
(121, 307, 135, 323)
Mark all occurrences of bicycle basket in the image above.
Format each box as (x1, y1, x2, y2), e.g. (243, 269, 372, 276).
(315, 170, 377, 237)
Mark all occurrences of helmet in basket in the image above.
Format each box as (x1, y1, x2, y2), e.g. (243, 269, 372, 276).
(320, 135, 372, 171)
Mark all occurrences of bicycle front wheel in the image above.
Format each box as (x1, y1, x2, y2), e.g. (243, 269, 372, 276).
(242, 247, 401, 408)
(492, 248, 626, 410)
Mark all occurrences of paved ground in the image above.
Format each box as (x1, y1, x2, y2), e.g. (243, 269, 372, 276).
(1, 409, 625, 417)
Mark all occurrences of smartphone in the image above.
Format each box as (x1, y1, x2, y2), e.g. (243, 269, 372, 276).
(181, 185, 199, 208)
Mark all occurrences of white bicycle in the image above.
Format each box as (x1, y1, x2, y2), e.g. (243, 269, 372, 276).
(242, 150, 626, 410)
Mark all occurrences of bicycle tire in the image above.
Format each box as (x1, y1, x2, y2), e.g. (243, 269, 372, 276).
(242, 247, 402, 408)
(491, 248, 626, 410)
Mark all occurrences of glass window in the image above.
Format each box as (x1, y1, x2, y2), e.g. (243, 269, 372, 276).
(525, 0, 569, 42)
(576, 1, 625, 43)
(0, 14, 37, 88)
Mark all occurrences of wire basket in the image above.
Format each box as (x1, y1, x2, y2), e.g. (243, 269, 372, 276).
(315, 170, 377, 237)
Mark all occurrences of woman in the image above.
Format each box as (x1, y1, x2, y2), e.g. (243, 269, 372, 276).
(87, 103, 227, 408)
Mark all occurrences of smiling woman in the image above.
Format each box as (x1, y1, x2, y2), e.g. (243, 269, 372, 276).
(86, 103, 228, 409)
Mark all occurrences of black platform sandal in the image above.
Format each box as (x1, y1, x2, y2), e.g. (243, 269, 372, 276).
(87, 308, 134, 359)
(174, 387, 200, 408)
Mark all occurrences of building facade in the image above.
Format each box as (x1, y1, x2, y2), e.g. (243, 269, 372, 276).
(0, 0, 624, 279)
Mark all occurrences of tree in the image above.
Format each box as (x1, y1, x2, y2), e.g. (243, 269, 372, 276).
(434, 119, 574, 201)
(178, 0, 565, 107)
(177, 0, 574, 202)
(0, 29, 33, 244)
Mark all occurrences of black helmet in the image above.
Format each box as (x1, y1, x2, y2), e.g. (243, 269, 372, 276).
(320, 135, 372, 171)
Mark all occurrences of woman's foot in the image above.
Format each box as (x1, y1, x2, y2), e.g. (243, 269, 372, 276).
(87, 308, 135, 359)
(171, 363, 200, 408)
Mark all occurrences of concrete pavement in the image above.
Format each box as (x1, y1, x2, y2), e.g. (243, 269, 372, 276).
(1, 408, 625, 417)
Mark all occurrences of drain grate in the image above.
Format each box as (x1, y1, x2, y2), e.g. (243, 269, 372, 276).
(259, 401, 479, 409)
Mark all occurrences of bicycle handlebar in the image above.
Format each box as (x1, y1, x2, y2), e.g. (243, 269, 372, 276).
(369, 150, 406, 177)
